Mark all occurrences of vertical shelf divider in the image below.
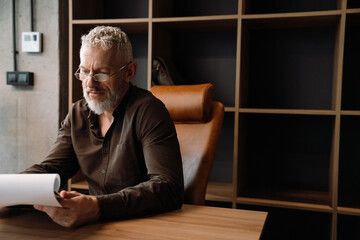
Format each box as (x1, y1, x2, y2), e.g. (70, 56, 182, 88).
(331, 0, 348, 238)
(67, 0, 74, 190)
(232, 0, 243, 208)
(68, 0, 74, 111)
(148, 0, 153, 90)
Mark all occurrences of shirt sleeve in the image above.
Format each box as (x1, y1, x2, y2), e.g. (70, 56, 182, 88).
(21, 109, 80, 188)
(96, 97, 184, 219)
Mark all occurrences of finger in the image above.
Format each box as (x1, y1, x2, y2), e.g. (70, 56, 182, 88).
(33, 205, 44, 211)
(58, 191, 82, 208)
(59, 190, 67, 198)
(60, 190, 82, 199)
(57, 196, 81, 209)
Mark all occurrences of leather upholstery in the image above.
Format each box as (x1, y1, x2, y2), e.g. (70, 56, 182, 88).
(150, 84, 214, 123)
(151, 83, 224, 205)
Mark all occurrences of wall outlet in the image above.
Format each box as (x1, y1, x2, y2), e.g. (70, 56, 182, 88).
(21, 32, 42, 53)
(6, 72, 34, 86)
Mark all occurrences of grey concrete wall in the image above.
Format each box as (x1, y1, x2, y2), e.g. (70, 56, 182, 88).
(0, 0, 60, 173)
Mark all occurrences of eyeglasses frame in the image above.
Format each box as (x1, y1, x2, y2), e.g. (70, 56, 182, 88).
(74, 62, 131, 82)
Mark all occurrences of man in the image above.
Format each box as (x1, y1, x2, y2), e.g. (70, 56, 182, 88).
(22, 26, 184, 227)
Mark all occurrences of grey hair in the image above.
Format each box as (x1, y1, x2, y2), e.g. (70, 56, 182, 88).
(80, 26, 133, 63)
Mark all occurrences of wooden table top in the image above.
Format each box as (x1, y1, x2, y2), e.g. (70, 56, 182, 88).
(0, 204, 267, 240)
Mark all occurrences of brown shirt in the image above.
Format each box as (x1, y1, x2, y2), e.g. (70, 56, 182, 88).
(24, 85, 184, 219)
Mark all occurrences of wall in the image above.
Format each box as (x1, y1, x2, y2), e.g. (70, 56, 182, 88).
(0, 0, 61, 173)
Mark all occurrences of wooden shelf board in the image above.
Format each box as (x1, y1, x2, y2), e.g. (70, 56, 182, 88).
(237, 196, 333, 213)
(205, 182, 233, 202)
(71, 19, 149, 33)
(341, 110, 360, 116)
(242, 11, 340, 29)
(224, 107, 237, 112)
(152, 17, 237, 31)
(337, 207, 360, 216)
(72, 18, 150, 24)
(242, 10, 342, 20)
(239, 108, 336, 115)
(238, 188, 331, 206)
(153, 15, 238, 23)
(70, 180, 89, 190)
(347, 8, 360, 14)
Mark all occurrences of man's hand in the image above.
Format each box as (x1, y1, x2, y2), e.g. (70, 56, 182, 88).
(34, 190, 100, 228)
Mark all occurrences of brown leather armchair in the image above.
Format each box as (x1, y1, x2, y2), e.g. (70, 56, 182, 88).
(151, 83, 224, 205)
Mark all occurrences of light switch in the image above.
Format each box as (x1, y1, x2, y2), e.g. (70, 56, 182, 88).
(22, 32, 42, 52)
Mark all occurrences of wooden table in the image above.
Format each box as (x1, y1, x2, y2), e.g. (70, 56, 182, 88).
(0, 204, 267, 240)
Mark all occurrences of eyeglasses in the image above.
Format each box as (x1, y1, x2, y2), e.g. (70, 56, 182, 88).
(74, 62, 131, 82)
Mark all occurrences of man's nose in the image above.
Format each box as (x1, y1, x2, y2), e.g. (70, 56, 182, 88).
(85, 74, 99, 88)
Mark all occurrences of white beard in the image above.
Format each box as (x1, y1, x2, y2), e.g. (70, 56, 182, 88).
(83, 76, 128, 115)
(83, 88, 119, 115)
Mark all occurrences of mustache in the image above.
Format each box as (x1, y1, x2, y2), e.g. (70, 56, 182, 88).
(84, 87, 104, 92)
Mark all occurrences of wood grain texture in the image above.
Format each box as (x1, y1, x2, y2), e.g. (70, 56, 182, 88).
(0, 204, 267, 240)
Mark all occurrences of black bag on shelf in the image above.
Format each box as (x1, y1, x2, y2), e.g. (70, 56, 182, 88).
(152, 56, 174, 86)
(152, 56, 187, 86)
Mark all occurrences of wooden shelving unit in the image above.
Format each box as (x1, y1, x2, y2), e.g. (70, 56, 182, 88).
(67, 0, 360, 239)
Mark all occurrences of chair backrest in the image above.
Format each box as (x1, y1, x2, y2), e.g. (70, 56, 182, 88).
(151, 83, 224, 205)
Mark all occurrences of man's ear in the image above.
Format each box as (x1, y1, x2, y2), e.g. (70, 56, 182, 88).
(125, 62, 137, 83)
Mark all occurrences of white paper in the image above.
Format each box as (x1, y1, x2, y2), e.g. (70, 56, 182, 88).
(0, 174, 62, 208)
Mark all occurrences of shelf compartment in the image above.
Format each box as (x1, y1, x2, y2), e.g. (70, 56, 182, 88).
(338, 116, 360, 208)
(72, 0, 148, 20)
(240, 21, 337, 110)
(209, 113, 234, 184)
(337, 214, 360, 240)
(239, 108, 336, 116)
(152, 17, 237, 31)
(348, 0, 360, 9)
(243, 0, 339, 14)
(341, 14, 360, 110)
(238, 190, 332, 209)
(238, 205, 332, 239)
(241, 11, 341, 28)
(237, 196, 333, 212)
(128, 33, 149, 90)
(153, 0, 238, 18)
(152, 22, 237, 107)
(237, 113, 334, 205)
(71, 20, 149, 33)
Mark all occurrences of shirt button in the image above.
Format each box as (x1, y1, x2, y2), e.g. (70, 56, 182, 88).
(101, 169, 106, 174)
